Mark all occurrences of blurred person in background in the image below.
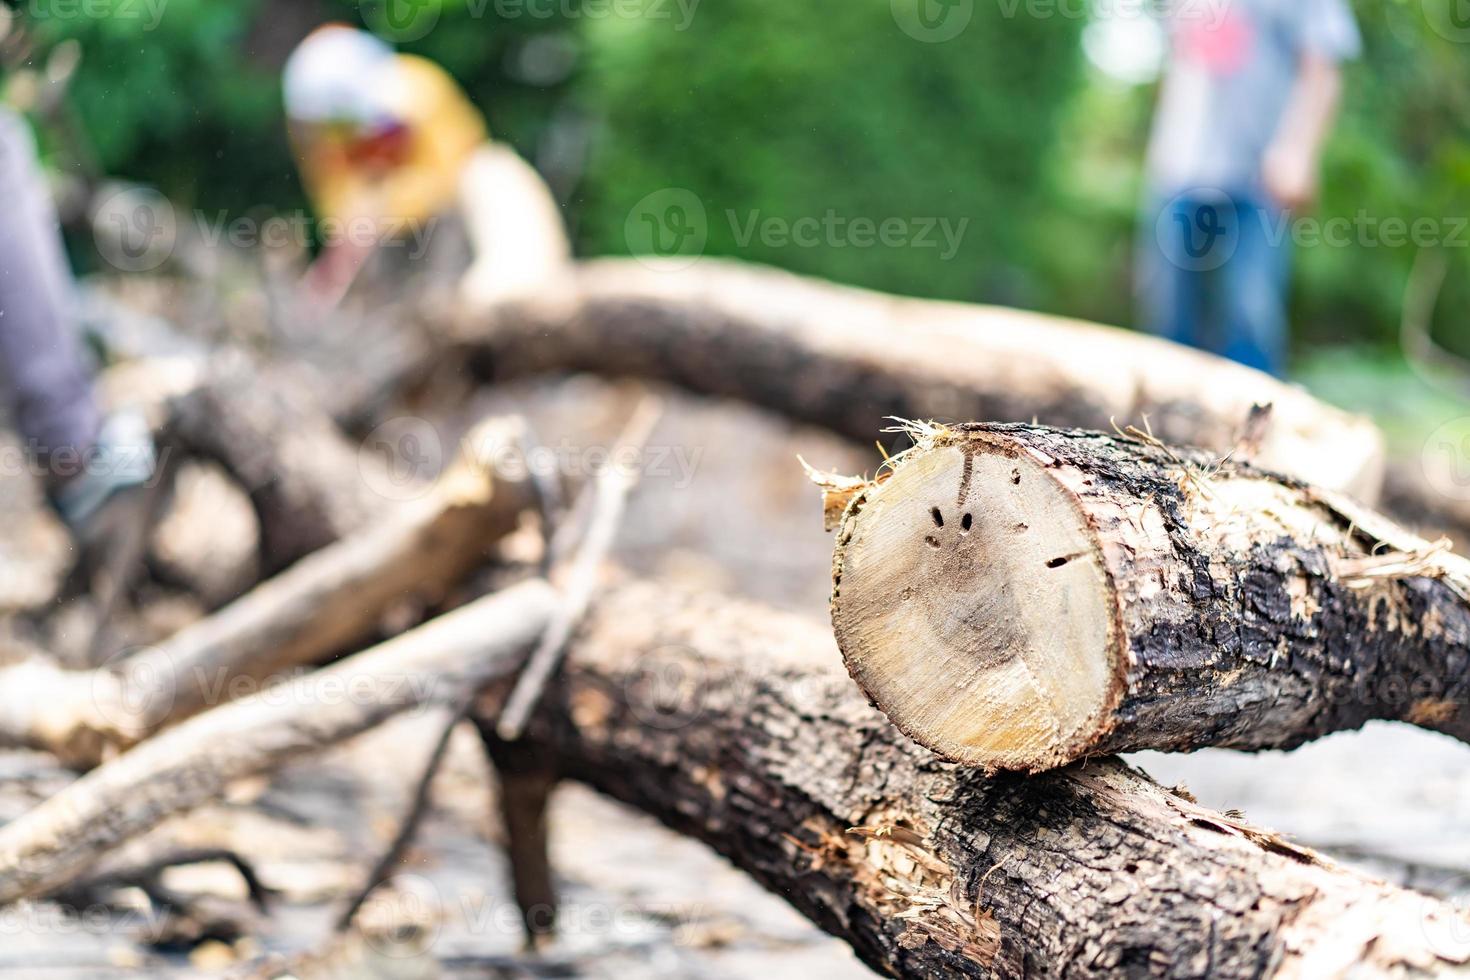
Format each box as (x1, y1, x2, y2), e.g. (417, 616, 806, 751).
(0, 102, 155, 578)
(1137, 0, 1360, 377)
(282, 24, 568, 311)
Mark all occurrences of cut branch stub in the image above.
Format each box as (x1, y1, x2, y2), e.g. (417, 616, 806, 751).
(829, 422, 1470, 773)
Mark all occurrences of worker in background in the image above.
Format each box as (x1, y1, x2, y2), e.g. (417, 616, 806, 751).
(1137, 0, 1360, 377)
(282, 25, 569, 311)
(0, 104, 155, 579)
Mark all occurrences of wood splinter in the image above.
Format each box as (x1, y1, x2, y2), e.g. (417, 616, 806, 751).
(826, 421, 1470, 773)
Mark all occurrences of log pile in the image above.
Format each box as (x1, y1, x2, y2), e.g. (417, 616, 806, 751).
(2, 253, 1469, 980)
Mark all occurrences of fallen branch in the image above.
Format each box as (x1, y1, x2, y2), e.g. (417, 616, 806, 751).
(448, 257, 1385, 499)
(497, 394, 664, 740)
(336, 393, 660, 938)
(0, 579, 557, 905)
(0, 416, 537, 765)
(826, 421, 1470, 772)
(163, 357, 391, 575)
(485, 581, 1470, 979)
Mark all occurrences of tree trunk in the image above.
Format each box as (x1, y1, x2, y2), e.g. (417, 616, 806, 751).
(0, 417, 537, 765)
(494, 580, 1470, 979)
(827, 421, 1470, 772)
(448, 257, 1384, 501)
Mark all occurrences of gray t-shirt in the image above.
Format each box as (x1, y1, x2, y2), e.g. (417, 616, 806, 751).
(1146, 0, 1361, 195)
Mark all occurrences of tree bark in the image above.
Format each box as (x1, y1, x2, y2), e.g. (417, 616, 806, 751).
(163, 358, 392, 575)
(827, 421, 1470, 772)
(0, 579, 557, 906)
(448, 257, 1385, 501)
(4, 577, 1466, 977)
(494, 581, 1470, 979)
(0, 417, 537, 765)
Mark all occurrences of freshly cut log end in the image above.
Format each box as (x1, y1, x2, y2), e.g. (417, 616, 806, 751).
(832, 430, 1122, 771)
(830, 421, 1470, 772)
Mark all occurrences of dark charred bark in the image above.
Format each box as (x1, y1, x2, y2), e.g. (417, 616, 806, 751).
(489, 581, 1470, 979)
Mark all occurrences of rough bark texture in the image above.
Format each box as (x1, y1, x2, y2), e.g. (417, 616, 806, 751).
(448, 257, 1385, 500)
(163, 359, 390, 575)
(494, 581, 1470, 979)
(829, 422, 1470, 772)
(0, 417, 537, 765)
(0, 580, 557, 906)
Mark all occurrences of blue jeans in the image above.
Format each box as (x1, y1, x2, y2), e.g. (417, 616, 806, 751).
(0, 109, 99, 465)
(1138, 189, 1290, 377)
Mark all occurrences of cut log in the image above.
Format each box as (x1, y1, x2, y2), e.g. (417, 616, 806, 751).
(0, 417, 537, 765)
(826, 421, 1470, 772)
(448, 257, 1385, 500)
(0, 579, 557, 906)
(492, 581, 1470, 979)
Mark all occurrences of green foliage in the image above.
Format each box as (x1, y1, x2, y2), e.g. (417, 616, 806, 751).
(6, 0, 1467, 357)
(9, 0, 582, 215)
(15, 0, 294, 210)
(1300, 0, 1470, 355)
(573, 0, 1085, 304)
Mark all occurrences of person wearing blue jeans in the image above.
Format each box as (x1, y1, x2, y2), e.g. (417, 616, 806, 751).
(1138, 0, 1361, 377)
(0, 106, 154, 567)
